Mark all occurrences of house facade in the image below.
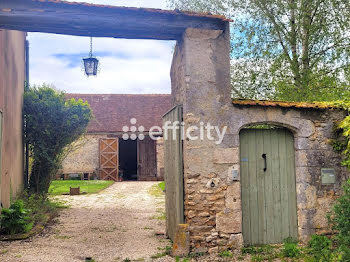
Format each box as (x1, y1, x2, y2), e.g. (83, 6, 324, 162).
(0, 1, 349, 254)
(58, 94, 171, 182)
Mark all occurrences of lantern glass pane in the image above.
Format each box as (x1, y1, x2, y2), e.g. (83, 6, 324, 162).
(93, 59, 99, 75)
(83, 58, 98, 76)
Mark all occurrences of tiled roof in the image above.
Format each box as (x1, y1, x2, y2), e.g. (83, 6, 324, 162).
(66, 94, 172, 133)
(232, 99, 340, 109)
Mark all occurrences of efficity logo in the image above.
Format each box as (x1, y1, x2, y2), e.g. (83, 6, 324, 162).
(122, 118, 145, 140)
(122, 118, 227, 145)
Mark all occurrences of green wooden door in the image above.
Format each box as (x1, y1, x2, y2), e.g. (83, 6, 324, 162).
(240, 128, 298, 245)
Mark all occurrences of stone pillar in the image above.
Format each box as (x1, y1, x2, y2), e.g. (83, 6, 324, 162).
(171, 25, 243, 252)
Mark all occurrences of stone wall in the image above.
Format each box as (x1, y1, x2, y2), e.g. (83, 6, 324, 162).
(60, 134, 107, 175)
(0, 30, 25, 208)
(170, 27, 349, 253)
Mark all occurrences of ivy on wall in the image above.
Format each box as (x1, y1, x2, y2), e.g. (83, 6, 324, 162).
(327, 101, 350, 169)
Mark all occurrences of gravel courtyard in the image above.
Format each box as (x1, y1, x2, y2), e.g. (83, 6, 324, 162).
(0, 182, 172, 262)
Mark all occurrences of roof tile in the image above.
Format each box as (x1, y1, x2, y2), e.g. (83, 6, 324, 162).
(66, 94, 172, 133)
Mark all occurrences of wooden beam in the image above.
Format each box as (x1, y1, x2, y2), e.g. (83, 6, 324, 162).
(0, 0, 228, 40)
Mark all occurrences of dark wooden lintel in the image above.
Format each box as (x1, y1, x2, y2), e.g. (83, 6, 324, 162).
(0, 0, 228, 40)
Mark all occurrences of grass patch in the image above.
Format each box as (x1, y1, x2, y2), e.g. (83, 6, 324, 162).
(151, 208, 166, 221)
(240, 239, 309, 261)
(241, 244, 281, 261)
(219, 250, 233, 258)
(148, 182, 165, 198)
(151, 245, 172, 259)
(158, 181, 165, 191)
(49, 180, 114, 195)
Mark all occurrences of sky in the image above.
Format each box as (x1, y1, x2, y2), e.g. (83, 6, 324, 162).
(28, 0, 174, 94)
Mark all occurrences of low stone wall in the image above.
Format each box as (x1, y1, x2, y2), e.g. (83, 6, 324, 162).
(183, 105, 349, 253)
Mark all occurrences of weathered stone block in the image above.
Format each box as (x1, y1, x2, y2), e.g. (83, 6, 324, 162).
(298, 208, 316, 231)
(299, 119, 315, 137)
(206, 235, 214, 242)
(296, 167, 311, 183)
(295, 150, 308, 167)
(228, 233, 244, 249)
(187, 210, 196, 219)
(187, 173, 200, 179)
(295, 137, 311, 150)
(305, 186, 317, 209)
(207, 193, 225, 201)
(208, 246, 219, 254)
(216, 209, 242, 233)
(213, 148, 239, 164)
(313, 197, 334, 230)
(217, 239, 228, 246)
(225, 182, 241, 211)
(198, 212, 210, 217)
(172, 224, 190, 257)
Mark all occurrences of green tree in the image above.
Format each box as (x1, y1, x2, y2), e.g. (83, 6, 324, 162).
(24, 85, 92, 194)
(168, 0, 350, 101)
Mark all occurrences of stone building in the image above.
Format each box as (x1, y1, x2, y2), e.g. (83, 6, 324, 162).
(167, 28, 350, 252)
(58, 94, 171, 181)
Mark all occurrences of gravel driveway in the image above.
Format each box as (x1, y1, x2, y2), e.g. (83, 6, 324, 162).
(0, 182, 172, 262)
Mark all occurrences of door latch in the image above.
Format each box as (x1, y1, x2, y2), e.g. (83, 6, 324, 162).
(262, 153, 267, 172)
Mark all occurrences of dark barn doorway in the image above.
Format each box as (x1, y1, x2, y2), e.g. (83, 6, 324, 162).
(119, 139, 137, 181)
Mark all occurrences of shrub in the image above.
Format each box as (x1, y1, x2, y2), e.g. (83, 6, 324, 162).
(328, 179, 350, 261)
(0, 200, 33, 235)
(24, 85, 92, 194)
(282, 238, 300, 258)
(21, 192, 64, 225)
(307, 235, 333, 262)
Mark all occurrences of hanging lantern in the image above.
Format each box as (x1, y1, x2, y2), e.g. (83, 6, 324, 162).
(83, 37, 99, 76)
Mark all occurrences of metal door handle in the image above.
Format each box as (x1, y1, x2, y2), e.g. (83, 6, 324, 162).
(262, 154, 267, 172)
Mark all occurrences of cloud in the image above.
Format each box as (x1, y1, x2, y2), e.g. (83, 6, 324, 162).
(28, 0, 175, 94)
